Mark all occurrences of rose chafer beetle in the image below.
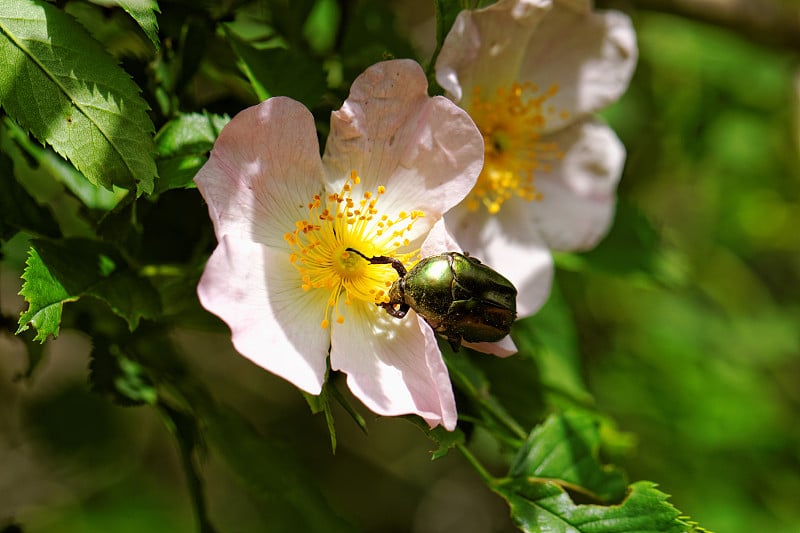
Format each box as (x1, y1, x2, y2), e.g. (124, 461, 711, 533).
(347, 248, 517, 351)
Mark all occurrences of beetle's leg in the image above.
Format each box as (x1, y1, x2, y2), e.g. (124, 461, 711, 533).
(346, 248, 407, 277)
(447, 335, 462, 352)
(380, 301, 410, 319)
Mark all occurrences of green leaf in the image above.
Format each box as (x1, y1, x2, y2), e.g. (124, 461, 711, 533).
(154, 112, 229, 194)
(0, 147, 60, 242)
(227, 30, 327, 107)
(17, 237, 161, 341)
(494, 413, 700, 532)
(509, 412, 627, 503)
(498, 480, 687, 533)
(302, 379, 338, 454)
(107, 0, 161, 51)
(406, 417, 466, 460)
(302, 0, 340, 54)
(0, 0, 157, 194)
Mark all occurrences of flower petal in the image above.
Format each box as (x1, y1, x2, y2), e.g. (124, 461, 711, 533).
(419, 218, 460, 257)
(533, 119, 625, 251)
(463, 335, 517, 357)
(447, 202, 554, 318)
(324, 59, 484, 239)
(435, 0, 553, 103)
(197, 235, 330, 394)
(518, 6, 637, 132)
(330, 303, 457, 430)
(194, 97, 326, 248)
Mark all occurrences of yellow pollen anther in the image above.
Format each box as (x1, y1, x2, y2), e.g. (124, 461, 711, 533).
(466, 81, 564, 214)
(283, 171, 423, 329)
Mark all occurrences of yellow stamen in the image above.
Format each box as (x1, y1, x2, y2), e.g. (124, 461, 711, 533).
(467, 82, 565, 214)
(284, 171, 423, 329)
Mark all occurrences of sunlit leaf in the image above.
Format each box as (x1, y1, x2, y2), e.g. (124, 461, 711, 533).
(509, 412, 627, 503)
(496, 413, 694, 531)
(0, 0, 157, 194)
(499, 480, 688, 533)
(107, 0, 161, 50)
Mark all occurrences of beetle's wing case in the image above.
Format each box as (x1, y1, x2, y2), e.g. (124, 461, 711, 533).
(449, 253, 517, 313)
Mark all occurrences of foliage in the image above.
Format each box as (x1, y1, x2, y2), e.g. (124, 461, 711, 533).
(0, 1, 797, 532)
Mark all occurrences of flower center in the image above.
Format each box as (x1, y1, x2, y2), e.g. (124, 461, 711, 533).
(284, 170, 423, 329)
(466, 82, 566, 214)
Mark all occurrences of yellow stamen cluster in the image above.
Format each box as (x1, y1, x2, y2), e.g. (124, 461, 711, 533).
(466, 82, 565, 214)
(283, 170, 424, 329)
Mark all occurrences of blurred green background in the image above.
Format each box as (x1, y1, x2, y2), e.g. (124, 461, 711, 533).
(581, 7, 800, 532)
(1, 1, 799, 532)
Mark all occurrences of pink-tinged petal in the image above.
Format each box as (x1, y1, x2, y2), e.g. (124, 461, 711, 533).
(463, 335, 518, 357)
(518, 7, 637, 132)
(533, 119, 625, 251)
(447, 201, 554, 318)
(194, 97, 325, 248)
(324, 60, 484, 237)
(330, 303, 457, 430)
(197, 235, 330, 394)
(436, 0, 553, 104)
(419, 218, 460, 257)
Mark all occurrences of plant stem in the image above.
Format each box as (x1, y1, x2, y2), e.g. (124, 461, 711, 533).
(455, 441, 495, 485)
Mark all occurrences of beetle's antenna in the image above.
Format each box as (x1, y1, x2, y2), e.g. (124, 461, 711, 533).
(346, 248, 407, 277)
(345, 247, 371, 262)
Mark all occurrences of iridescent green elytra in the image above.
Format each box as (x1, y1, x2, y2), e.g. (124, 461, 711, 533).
(347, 249, 517, 351)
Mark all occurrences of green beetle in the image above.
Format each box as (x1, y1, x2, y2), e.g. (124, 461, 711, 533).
(347, 248, 517, 351)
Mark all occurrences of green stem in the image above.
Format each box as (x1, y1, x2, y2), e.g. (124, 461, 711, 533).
(480, 399, 527, 441)
(455, 441, 495, 485)
(158, 402, 218, 533)
(447, 361, 527, 440)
